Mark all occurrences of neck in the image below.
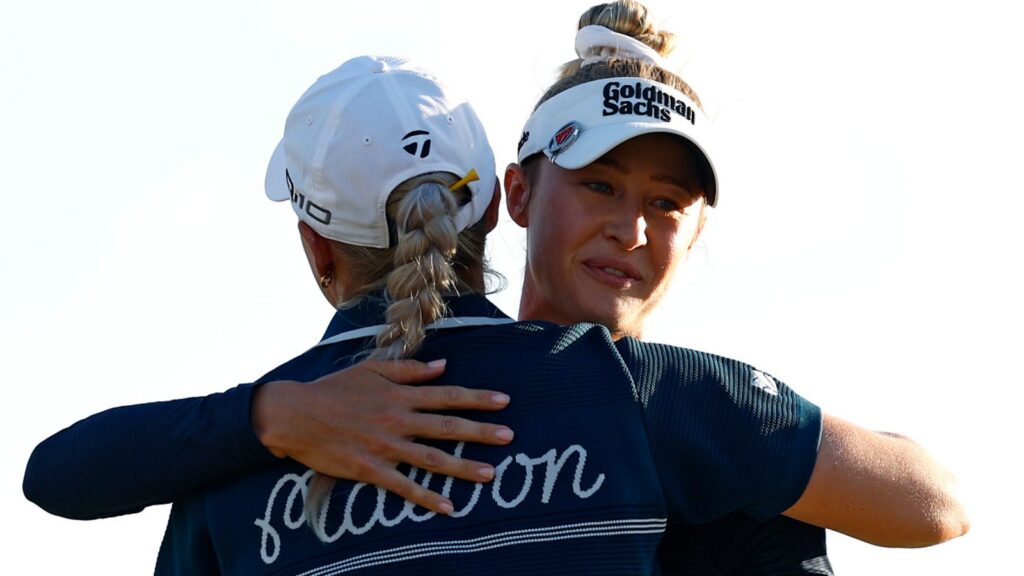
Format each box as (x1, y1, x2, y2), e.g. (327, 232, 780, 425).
(517, 281, 640, 341)
(461, 264, 487, 294)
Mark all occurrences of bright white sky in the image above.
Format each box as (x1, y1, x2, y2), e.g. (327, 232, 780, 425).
(3, 0, 1020, 573)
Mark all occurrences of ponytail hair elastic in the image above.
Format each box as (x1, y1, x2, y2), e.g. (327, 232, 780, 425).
(575, 25, 669, 69)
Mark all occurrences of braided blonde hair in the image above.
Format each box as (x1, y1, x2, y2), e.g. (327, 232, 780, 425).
(372, 175, 463, 360)
(303, 172, 492, 535)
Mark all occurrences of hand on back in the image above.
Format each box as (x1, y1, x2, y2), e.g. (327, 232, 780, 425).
(252, 358, 513, 514)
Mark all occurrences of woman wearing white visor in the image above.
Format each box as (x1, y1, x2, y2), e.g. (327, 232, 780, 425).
(503, 2, 837, 572)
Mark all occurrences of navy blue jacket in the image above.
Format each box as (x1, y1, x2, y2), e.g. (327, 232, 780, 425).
(26, 295, 824, 575)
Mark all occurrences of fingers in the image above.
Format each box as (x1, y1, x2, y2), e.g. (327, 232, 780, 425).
(368, 444, 496, 514)
(372, 467, 456, 515)
(291, 358, 516, 518)
(359, 359, 511, 412)
(411, 385, 511, 411)
(365, 358, 448, 384)
(365, 448, 496, 515)
(406, 413, 514, 446)
(400, 442, 497, 485)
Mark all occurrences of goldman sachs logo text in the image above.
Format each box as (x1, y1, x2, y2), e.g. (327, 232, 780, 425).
(602, 81, 696, 125)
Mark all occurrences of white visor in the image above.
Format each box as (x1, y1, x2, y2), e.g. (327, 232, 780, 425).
(517, 77, 718, 207)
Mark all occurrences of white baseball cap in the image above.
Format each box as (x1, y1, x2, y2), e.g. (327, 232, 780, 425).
(516, 77, 718, 207)
(265, 55, 496, 248)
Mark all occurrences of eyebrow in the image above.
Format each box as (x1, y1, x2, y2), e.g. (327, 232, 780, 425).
(592, 156, 630, 174)
(592, 156, 695, 194)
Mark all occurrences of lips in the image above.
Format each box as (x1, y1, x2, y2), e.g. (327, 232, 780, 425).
(583, 258, 642, 288)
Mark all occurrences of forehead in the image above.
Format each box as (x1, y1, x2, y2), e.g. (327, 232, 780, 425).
(588, 134, 704, 194)
(596, 133, 697, 168)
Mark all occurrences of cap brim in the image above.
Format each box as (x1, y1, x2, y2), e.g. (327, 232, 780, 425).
(264, 140, 290, 202)
(552, 122, 718, 207)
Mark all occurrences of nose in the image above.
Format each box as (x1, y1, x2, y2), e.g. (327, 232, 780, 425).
(604, 207, 648, 250)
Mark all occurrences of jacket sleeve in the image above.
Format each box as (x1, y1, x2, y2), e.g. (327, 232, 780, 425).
(614, 338, 822, 523)
(659, 512, 834, 575)
(23, 383, 278, 520)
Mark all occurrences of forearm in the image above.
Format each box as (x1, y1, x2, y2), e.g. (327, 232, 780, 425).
(23, 383, 276, 520)
(784, 414, 969, 547)
(24, 359, 513, 520)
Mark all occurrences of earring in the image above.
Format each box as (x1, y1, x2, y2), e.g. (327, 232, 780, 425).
(319, 269, 334, 289)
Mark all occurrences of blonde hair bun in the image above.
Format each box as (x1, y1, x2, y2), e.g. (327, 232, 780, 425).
(579, 0, 675, 57)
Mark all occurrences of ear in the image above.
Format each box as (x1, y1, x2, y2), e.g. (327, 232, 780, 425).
(297, 220, 336, 279)
(481, 178, 502, 233)
(503, 163, 531, 228)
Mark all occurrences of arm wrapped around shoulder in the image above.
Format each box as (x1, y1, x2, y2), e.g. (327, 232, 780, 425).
(783, 414, 969, 547)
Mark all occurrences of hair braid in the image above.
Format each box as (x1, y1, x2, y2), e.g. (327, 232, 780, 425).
(303, 174, 466, 536)
(372, 179, 459, 360)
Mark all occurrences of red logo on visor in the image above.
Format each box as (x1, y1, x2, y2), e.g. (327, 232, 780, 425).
(545, 122, 581, 159)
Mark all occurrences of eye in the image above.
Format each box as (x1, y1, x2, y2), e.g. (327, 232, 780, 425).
(585, 181, 613, 195)
(651, 197, 683, 212)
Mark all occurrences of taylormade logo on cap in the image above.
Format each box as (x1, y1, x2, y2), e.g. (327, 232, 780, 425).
(401, 130, 432, 158)
(602, 80, 696, 125)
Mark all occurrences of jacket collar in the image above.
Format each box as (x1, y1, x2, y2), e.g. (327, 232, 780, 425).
(320, 292, 511, 343)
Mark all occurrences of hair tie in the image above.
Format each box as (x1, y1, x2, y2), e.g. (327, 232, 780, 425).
(575, 25, 668, 69)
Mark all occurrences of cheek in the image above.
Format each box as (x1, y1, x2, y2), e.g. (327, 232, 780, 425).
(525, 205, 569, 276)
(530, 192, 589, 250)
(530, 213, 577, 271)
(643, 243, 688, 316)
(649, 225, 691, 279)
(669, 216, 702, 257)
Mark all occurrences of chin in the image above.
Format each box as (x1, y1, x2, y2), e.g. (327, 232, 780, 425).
(569, 295, 641, 334)
(585, 310, 634, 338)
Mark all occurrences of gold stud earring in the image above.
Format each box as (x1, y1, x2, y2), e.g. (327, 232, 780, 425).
(319, 270, 334, 288)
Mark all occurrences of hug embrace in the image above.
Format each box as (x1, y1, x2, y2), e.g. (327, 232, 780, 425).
(24, 2, 967, 574)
